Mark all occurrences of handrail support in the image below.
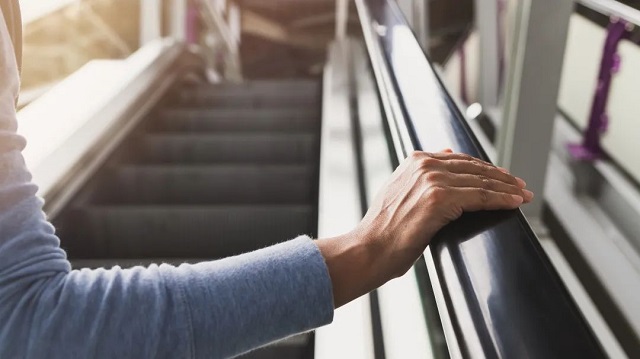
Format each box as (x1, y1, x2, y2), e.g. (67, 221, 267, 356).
(497, 0, 573, 218)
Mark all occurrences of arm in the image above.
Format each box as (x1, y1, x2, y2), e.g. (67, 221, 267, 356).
(0, 12, 332, 359)
(0, 5, 530, 359)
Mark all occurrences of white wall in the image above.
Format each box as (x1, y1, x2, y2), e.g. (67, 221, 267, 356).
(558, 14, 640, 182)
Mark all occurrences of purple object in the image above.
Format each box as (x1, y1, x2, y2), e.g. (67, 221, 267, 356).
(568, 19, 630, 160)
(186, 1, 199, 44)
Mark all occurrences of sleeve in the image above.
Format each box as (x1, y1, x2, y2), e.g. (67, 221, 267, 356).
(0, 9, 333, 359)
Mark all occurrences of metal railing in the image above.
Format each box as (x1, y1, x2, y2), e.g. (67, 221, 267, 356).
(355, 0, 607, 357)
(196, 0, 242, 81)
(579, 0, 640, 27)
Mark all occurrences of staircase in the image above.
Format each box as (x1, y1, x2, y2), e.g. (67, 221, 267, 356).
(52, 79, 322, 359)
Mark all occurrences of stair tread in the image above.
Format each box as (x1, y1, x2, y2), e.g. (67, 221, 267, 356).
(139, 133, 318, 164)
(178, 90, 319, 99)
(173, 95, 317, 109)
(141, 133, 318, 142)
(114, 163, 314, 170)
(61, 205, 315, 259)
(158, 107, 319, 118)
(171, 79, 320, 108)
(95, 164, 316, 205)
(183, 80, 319, 92)
(54, 78, 321, 283)
(154, 110, 319, 133)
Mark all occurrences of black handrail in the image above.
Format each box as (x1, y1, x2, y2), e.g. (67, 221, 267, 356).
(355, 0, 607, 357)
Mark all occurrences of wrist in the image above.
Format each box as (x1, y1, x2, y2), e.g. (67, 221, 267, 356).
(316, 231, 379, 308)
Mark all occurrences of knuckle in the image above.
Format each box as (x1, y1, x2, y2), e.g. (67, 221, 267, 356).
(477, 175, 493, 189)
(478, 188, 490, 203)
(418, 157, 438, 171)
(501, 185, 515, 195)
(503, 193, 515, 205)
(506, 174, 519, 185)
(498, 173, 515, 186)
(425, 171, 442, 183)
(409, 151, 423, 162)
(427, 185, 447, 202)
(461, 153, 474, 161)
(480, 176, 494, 189)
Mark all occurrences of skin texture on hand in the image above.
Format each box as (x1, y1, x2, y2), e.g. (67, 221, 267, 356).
(317, 150, 533, 308)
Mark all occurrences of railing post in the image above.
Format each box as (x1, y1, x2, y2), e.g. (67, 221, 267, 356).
(171, 0, 187, 41)
(228, 3, 241, 50)
(214, 0, 226, 14)
(496, 0, 573, 218)
(225, 2, 242, 81)
(336, 0, 349, 40)
(186, 1, 199, 44)
(140, 0, 162, 45)
(413, 0, 430, 53)
(395, 0, 430, 53)
(474, 0, 501, 107)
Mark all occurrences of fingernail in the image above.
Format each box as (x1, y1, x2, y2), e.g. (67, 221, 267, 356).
(511, 195, 524, 204)
(516, 177, 527, 188)
(523, 190, 534, 201)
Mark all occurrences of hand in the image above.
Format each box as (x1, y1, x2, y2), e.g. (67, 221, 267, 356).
(317, 150, 533, 308)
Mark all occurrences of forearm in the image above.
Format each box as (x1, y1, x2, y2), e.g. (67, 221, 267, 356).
(0, 22, 334, 356)
(1, 236, 334, 359)
(163, 236, 334, 358)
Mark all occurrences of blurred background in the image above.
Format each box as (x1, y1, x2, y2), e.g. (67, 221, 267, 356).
(18, 0, 479, 103)
(11, 0, 640, 358)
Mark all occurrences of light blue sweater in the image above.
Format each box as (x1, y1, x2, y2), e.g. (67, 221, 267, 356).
(0, 7, 334, 358)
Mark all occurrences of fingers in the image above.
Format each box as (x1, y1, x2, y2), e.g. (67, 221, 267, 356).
(407, 150, 534, 208)
(445, 173, 534, 203)
(443, 159, 524, 188)
(414, 151, 520, 184)
(427, 151, 496, 169)
(451, 187, 524, 212)
(410, 151, 525, 189)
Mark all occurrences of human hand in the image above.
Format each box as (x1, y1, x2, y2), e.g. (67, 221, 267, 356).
(317, 150, 532, 307)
